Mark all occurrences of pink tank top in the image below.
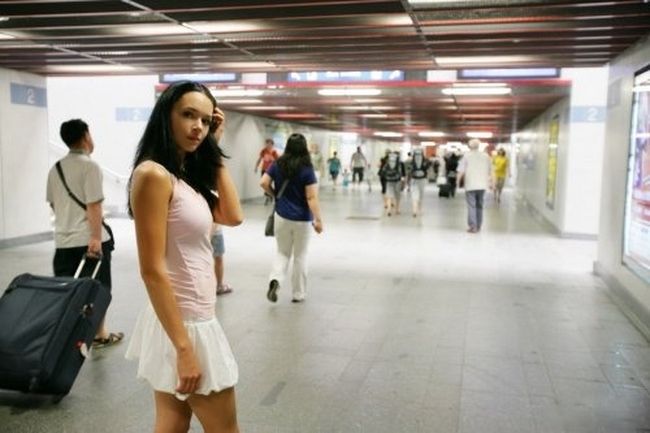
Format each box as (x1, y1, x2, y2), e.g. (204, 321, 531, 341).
(166, 177, 216, 320)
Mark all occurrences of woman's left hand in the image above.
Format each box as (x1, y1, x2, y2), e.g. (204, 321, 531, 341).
(212, 107, 225, 141)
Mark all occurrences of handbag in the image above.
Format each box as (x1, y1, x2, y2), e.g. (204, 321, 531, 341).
(55, 162, 115, 250)
(265, 179, 289, 237)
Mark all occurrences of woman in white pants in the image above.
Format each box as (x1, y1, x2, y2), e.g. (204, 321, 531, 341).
(260, 133, 323, 303)
(409, 147, 431, 217)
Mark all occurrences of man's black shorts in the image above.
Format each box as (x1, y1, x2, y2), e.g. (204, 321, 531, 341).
(53, 241, 112, 291)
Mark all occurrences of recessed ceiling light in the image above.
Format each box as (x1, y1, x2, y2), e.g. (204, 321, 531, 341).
(0, 32, 15, 40)
(361, 114, 388, 118)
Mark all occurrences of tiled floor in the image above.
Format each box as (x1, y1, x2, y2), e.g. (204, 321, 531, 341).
(1, 184, 649, 433)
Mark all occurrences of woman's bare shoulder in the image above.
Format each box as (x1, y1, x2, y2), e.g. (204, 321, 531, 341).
(132, 161, 172, 190)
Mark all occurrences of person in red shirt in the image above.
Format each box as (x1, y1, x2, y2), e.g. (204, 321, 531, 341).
(255, 138, 280, 204)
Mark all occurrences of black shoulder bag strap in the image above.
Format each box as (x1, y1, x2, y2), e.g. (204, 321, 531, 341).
(275, 179, 289, 200)
(55, 161, 115, 248)
(269, 179, 289, 218)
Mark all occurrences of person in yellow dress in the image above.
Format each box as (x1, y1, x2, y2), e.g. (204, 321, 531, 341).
(492, 148, 509, 204)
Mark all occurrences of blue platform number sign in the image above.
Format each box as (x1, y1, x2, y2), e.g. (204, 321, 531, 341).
(10, 83, 47, 107)
(116, 107, 152, 122)
(570, 106, 606, 123)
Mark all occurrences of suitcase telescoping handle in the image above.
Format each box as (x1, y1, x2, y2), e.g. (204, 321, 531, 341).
(74, 253, 102, 279)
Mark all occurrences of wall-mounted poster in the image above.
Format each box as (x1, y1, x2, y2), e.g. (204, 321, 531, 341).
(545, 115, 560, 209)
(623, 66, 650, 281)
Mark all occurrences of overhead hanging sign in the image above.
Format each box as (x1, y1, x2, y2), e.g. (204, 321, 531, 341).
(287, 70, 404, 82)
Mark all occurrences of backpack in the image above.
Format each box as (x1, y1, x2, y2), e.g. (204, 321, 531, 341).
(381, 153, 402, 182)
(410, 151, 430, 179)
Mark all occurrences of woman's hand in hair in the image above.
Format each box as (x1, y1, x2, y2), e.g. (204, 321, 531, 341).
(211, 107, 225, 142)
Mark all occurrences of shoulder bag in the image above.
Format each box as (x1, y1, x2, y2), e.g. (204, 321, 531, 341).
(265, 179, 289, 237)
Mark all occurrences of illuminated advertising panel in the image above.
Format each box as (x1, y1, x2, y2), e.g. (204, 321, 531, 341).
(623, 66, 650, 281)
(546, 115, 559, 209)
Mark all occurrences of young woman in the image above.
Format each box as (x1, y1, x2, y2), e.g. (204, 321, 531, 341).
(492, 148, 509, 204)
(260, 133, 323, 303)
(125, 81, 243, 433)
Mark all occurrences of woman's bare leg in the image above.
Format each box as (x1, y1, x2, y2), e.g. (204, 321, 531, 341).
(188, 387, 239, 433)
(154, 391, 192, 433)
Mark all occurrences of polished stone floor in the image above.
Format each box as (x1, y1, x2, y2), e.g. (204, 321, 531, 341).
(1, 183, 649, 433)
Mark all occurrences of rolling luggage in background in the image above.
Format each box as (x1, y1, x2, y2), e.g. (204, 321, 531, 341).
(438, 183, 451, 198)
(0, 256, 111, 402)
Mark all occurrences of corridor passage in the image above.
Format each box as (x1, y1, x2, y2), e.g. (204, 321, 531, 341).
(1, 184, 649, 433)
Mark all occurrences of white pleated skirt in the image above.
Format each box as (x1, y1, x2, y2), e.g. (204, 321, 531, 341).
(125, 303, 238, 399)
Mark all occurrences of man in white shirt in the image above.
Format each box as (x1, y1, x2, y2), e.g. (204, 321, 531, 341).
(457, 139, 493, 233)
(350, 146, 368, 186)
(46, 119, 123, 347)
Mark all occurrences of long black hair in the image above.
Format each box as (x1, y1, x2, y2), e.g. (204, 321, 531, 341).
(276, 133, 312, 180)
(128, 81, 224, 215)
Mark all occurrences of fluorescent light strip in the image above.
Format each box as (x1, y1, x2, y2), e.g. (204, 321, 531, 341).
(409, 0, 471, 3)
(86, 51, 130, 56)
(318, 88, 382, 96)
(436, 56, 535, 65)
(374, 131, 403, 138)
(466, 132, 493, 139)
(418, 131, 445, 137)
(460, 68, 558, 79)
(46, 64, 138, 73)
(442, 87, 511, 96)
(452, 82, 508, 87)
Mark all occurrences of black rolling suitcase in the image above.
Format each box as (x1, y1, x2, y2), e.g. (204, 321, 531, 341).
(0, 256, 111, 401)
(438, 183, 451, 198)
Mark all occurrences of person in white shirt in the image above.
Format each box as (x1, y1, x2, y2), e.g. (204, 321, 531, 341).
(350, 146, 368, 186)
(457, 139, 493, 233)
(46, 119, 123, 347)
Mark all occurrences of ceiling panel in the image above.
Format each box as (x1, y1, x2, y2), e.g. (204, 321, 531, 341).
(0, 0, 648, 143)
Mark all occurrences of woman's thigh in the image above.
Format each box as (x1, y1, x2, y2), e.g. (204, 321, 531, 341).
(153, 391, 192, 433)
(188, 387, 239, 433)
